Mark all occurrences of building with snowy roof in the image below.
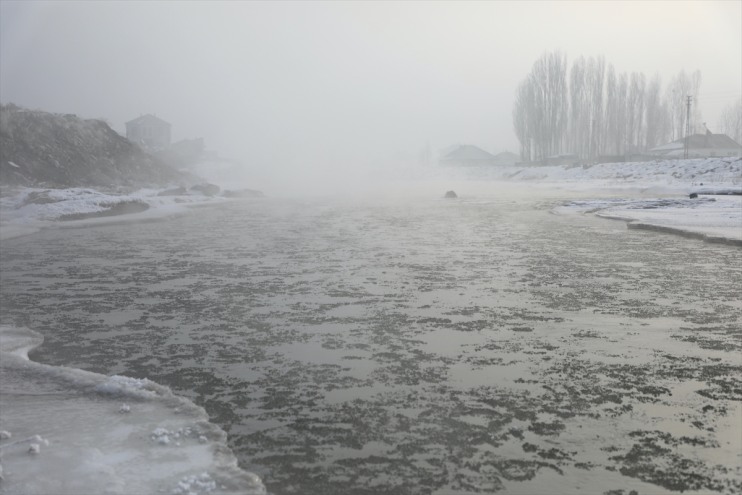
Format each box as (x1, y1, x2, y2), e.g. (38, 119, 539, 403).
(125, 114, 171, 151)
(492, 151, 521, 166)
(649, 133, 741, 159)
(438, 145, 499, 166)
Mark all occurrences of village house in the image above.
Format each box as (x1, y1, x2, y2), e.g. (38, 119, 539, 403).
(155, 137, 206, 169)
(649, 132, 742, 159)
(439, 145, 499, 166)
(544, 153, 581, 166)
(125, 114, 171, 151)
(492, 151, 521, 166)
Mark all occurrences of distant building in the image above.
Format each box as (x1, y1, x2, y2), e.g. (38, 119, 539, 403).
(169, 137, 204, 159)
(125, 114, 171, 151)
(545, 153, 580, 166)
(439, 145, 498, 166)
(492, 151, 521, 166)
(156, 138, 205, 169)
(649, 133, 742, 158)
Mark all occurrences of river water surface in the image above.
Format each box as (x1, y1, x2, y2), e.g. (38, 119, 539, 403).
(1, 190, 740, 494)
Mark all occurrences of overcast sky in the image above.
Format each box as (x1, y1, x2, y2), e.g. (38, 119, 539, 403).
(1, 1, 740, 182)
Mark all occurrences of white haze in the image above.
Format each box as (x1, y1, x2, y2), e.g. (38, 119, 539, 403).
(1, 1, 740, 195)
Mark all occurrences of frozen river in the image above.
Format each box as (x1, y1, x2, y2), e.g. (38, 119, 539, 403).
(1, 191, 740, 494)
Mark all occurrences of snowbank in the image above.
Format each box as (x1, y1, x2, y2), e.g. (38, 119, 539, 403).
(504, 156, 740, 189)
(0, 325, 266, 495)
(445, 156, 742, 245)
(0, 187, 228, 241)
(555, 195, 742, 246)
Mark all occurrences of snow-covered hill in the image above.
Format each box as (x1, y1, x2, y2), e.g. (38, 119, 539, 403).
(0, 104, 193, 188)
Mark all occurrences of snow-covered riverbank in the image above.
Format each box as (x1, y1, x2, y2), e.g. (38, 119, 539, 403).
(0, 325, 266, 495)
(554, 195, 742, 245)
(2, 157, 739, 244)
(418, 156, 741, 244)
(0, 187, 229, 241)
(535, 157, 741, 245)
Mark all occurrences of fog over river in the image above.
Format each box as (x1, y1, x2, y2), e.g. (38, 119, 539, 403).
(1, 189, 740, 494)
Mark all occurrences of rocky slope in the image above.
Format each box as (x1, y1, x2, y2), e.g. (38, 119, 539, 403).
(0, 104, 192, 189)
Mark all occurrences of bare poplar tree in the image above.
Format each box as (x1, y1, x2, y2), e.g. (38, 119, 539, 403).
(513, 79, 534, 162)
(603, 64, 619, 155)
(717, 98, 742, 144)
(664, 70, 703, 141)
(615, 72, 628, 155)
(569, 56, 588, 159)
(513, 53, 702, 161)
(644, 74, 666, 150)
(627, 72, 646, 152)
(690, 70, 703, 134)
(512, 51, 568, 162)
(666, 70, 691, 140)
(533, 51, 568, 160)
(586, 56, 605, 159)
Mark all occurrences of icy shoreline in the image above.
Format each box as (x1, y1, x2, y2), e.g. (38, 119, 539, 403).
(0, 187, 232, 241)
(554, 194, 742, 246)
(2, 156, 740, 245)
(0, 325, 266, 495)
(433, 156, 742, 245)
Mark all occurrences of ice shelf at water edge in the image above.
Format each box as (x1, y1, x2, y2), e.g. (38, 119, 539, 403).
(0, 325, 266, 495)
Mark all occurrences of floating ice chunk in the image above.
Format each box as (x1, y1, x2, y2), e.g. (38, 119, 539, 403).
(150, 426, 202, 447)
(28, 443, 40, 455)
(119, 403, 131, 413)
(151, 428, 172, 445)
(0, 430, 11, 440)
(94, 375, 158, 399)
(31, 434, 49, 446)
(172, 472, 217, 495)
(1, 434, 49, 451)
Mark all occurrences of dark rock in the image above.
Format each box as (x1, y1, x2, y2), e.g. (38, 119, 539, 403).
(444, 190, 457, 199)
(689, 193, 698, 199)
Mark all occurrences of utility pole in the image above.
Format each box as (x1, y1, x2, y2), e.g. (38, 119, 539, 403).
(683, 95, 693, 159)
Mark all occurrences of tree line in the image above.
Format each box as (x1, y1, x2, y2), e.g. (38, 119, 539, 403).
(717, 98, 742, 146)
(512, 50, 716, 163)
